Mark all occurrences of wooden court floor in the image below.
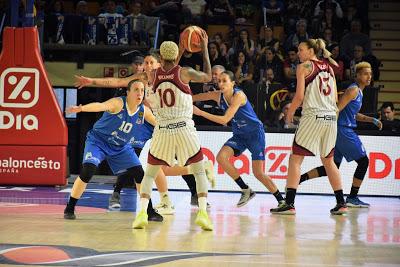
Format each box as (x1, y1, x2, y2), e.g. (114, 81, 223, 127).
(0, 185, 399, 266)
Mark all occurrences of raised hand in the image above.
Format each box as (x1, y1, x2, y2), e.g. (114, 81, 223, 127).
(74, 75, 93, 89)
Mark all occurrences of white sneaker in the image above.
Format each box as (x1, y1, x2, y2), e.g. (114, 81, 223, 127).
(204, 160, 216, 188)
(156, 203, 175, 215)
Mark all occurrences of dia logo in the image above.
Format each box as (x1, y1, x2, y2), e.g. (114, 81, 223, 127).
(0, 68, 39, 130)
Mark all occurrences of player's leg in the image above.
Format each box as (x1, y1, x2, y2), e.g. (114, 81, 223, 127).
(248, 127, 284, 205)
(64, 139, 105, 219)
(343, 132, 370, 207)
(271, 153, 304, 214)
(321, 156, 347, 215)
(132, 162, 162, 229)
(217, 137, 255, 207)
(64, 163, 98, 219)
(154, 169, 175, 215)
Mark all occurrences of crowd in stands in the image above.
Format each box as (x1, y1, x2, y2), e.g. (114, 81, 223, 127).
(2, 0, 392, 131)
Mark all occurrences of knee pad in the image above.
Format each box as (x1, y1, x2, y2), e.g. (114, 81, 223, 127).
(190, 161, 208, 194)
(316, 166, 327, 177)
(80, 163, 97, 183)
(128, 166, 144, 184)
(354, 156, 369, 180)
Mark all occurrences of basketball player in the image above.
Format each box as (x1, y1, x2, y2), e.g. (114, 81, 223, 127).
(193, 71, 285, 208)
(131, 33, 213, 230)
(63, 80, 163, 221)
(299, 62, 382, 208)
(270, 39, 348, 215)
(75, 52, 215, 211)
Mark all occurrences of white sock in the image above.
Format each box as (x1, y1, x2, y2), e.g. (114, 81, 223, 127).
(140, 198, 149, 212)
(198, 197, 207, 211)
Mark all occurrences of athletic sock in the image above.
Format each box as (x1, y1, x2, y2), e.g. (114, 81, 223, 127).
(285, 188, 297, 205)
(299, 173, 309, 184)
(334, 189, 345, 204)
(349, 186, 360, 198)
(234, 176, 249, 190)
(273, 190, 284, 202)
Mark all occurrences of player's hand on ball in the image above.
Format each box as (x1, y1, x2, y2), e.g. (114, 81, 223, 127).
(66, 105, 82, 114)
(199, 29, 208, 50)
(74, 75, 93, 89)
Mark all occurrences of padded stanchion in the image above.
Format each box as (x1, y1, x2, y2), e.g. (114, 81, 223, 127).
(0, 27, 68, 185)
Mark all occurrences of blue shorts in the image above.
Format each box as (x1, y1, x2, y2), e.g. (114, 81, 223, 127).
(334, 126, 367, 164)
(82, 132, 141, 174)
(224, 125, 266, 160)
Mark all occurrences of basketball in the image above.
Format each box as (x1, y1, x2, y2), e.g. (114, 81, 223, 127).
(180, 26, 205, 53)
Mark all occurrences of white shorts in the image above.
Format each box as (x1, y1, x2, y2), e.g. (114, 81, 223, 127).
(293, 113, 337, 158)
(148, 119, 202, 166)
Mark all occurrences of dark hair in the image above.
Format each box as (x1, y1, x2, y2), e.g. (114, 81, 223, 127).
(221, 71, 235, 82)
(127, 79, 144, 91)
(287, 46, 298, 53)
(144, 51, 160, 62)
(381, 102, 395, 111)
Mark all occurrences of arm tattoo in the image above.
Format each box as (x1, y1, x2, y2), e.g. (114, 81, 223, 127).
(304, 63, 312, 70)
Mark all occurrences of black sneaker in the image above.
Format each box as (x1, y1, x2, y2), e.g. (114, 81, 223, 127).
(330, 203, 348, 215)
(148, 209, 163, 222)
(64, 207, 76, 220)
(270, 202, 296, 215)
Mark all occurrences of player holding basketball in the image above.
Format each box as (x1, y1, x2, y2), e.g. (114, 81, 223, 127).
(271, 39, 348, 215)
(75, 52, 215, 213)
(298, 62, 382, 208)
(63, 80, 163, 221)
(131, 32, 213, 230)
(192, 71, 285, 208)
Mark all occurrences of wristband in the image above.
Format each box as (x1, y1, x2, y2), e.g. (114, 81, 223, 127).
(372, 118, 380, 127)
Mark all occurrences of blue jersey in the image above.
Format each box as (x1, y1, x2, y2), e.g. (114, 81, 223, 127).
(91, 97, 145, 147)
(219, 87, 263, 135)
(338, 83, 363, 128)
(130, 120, 154, 149)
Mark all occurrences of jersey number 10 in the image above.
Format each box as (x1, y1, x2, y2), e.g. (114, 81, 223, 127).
(119, 121, 133, 133)
(158, 88, 176, 107)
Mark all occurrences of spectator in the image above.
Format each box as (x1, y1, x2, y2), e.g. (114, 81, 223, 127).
(229, 29, 256, 58)
(313, 8, 343, 40)
(322, 27, 335, 47)
(232, 50, 254, 86)
(285, 0, 314, 34)
(256, 25, 280, 59)
(98, 1, 123, 18)
(380, 102, 400, 133)
(314, 0, 343, 18)
(127, 1, 149, 46)
(203, 65, 225, 92)
(76, 1, 88, 16)
(283, 46, 299, 92)
(284, 19, 310, 52)
(209, 41, 227, 68)
(259, 68, 285, 123)
(258, 47, 284, 83)
(130, 55, 144, 74)
(181, 0, 206, 25)
(262, 0, 284, 26)
(342, 5, 360, 34)
(204, 0, 234, 25)
(327, 43, 347, 83)
(348, 45, 380, 82)
(340, 19, 371, 58)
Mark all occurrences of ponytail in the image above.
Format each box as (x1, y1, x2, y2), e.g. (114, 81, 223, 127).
(307, 38, 338, 67)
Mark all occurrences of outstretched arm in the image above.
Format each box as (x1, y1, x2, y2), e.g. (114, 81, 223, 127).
(66, 97, 123, 114)
(192, 91, 220, 102)
(74, 72, 148, 89)
(194, 91, 244, 125)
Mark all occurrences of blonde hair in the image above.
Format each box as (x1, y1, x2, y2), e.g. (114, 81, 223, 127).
(160, 41, 179, 61)
(355, 61, 371, 73)
(304, 38, 338, 67)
